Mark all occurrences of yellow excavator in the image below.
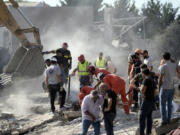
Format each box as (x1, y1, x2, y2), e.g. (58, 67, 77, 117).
(0, 0, 45, 78)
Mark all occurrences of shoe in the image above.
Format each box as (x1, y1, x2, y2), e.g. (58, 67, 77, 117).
(60, 106, 67, 111)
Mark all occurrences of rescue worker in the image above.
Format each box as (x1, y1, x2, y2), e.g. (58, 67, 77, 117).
(72, 54, 91, 87)
(95, 52, 107, 69)
(43, 42, 72, 84)
(88, 65, 110, 77)
(88, 65, 111, 89)
(45, 57, 65, 113)
(97, 73, 129, 114)
(79, 86, 95, 106)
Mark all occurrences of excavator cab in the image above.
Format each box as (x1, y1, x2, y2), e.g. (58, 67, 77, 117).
(0, 0, 45, 78)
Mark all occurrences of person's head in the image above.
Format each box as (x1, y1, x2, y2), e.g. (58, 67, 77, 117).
(45, 59, 51, 67)
(135, 49, 143, 55)
(50, 57, 57, 65)
(140, 64, 148, 72)
(78, 54, 85, 63)
(62, 42, 68, 50)
(99, 83, 109, 96)
(99, 52, 103, 59)
(88, 65, 96, 75)
(56, 49, 62, 57)
(143, 50, 149, 58)
(90, 90, 99, 101)
(163, 52, 171, 61)
(97, 72, 105, 81)
(142, 68, 150, 78)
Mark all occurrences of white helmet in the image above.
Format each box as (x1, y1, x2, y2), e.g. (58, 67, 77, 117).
(50, 57, 57, 62)
(97, 72, 105, 80)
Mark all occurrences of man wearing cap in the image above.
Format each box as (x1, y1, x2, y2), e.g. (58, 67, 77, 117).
(72, 54, 91, 87)
(45, 57, 64, 113)
(81, 90, 104, 135)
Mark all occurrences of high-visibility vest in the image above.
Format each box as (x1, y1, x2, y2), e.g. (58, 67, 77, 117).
(78, 60, 89, 76)
(96, 57, 106, 68)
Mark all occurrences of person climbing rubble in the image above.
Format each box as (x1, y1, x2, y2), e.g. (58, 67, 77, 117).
(45, 57, 66, 114)
(97, 73, 129, 114)
(72, 54, 91, 87)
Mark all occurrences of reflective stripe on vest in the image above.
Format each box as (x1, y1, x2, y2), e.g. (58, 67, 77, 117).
(96, 57, 106, 68)
(78, 61, 89, 76)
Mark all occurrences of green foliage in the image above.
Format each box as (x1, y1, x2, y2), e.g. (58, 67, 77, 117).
(113, 0, 139, 18)
(142, 0, 179, 38)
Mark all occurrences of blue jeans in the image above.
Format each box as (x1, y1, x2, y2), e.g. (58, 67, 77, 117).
(81, 119, 100, 135)
(140, 100, 154, 135)
(159, 89, 175, 123)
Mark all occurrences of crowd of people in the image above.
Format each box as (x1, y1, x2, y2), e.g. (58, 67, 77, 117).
(43, 43, 180, 135)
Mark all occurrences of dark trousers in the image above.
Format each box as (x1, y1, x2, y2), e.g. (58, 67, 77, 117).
(104, 113, 116, 135)
(79, 75, 91, 87)
(133, 88, 139, 108)
(48, 84, 66, 112)
(140, 100, 154, 135)
(59, 87, 66, 107)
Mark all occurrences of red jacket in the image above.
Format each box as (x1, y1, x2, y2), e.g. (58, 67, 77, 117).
(78, 86, 94, 106)
(95, 68, 110, 77)
(103, 74, 125, 94)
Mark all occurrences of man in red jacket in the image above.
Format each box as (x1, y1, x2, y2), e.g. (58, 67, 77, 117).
(88, 65, 110, 77)
(97, 73, 129, 114)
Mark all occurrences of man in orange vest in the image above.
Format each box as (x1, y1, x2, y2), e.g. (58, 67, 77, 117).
(97, 73, 129, 114)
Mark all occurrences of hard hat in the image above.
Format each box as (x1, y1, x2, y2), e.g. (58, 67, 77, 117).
(78, 54, 85, 62)
(135, 49, 143, 54)
(88, 65, 96, 73)
(62, 42, 68, 47)
(97, 72, 105, 80)
(50, 57, 57, 62)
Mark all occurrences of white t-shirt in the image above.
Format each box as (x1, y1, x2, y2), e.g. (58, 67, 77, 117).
(45, 64, 61, 85)
(144, 57, 153, 69)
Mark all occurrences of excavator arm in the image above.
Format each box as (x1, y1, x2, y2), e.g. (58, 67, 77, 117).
(0, 0, 45, 78)
(0, 0, 41, 47)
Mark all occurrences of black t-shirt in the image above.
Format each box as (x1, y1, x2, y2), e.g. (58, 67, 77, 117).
(56, 48, 71, 67)
(142, 77, 156, 101)
(54, 55, 64, 66)
(103, 90, 117, 114)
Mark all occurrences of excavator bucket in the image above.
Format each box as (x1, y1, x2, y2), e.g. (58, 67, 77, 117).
(4, 46, 45, 78)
